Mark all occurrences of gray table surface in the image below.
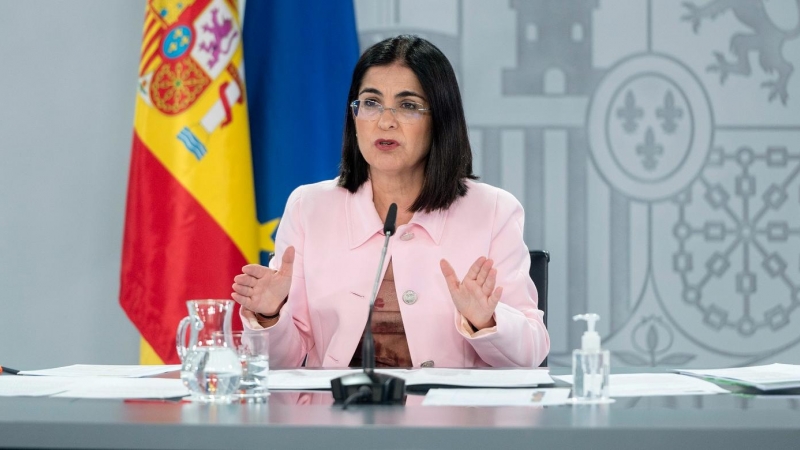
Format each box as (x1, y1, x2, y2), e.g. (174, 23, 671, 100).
(2, 369, 800, 450)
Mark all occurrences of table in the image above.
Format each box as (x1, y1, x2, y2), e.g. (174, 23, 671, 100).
(3, 373, 800, 449)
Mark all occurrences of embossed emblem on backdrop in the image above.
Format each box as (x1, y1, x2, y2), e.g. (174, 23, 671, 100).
(352, 0, 800, 366)
(647, 1, 800, 363)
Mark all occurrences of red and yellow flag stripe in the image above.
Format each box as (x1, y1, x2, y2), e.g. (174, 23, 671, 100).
(121, 0, 257, 364)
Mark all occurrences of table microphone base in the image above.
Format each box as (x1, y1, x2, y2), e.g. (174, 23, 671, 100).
(331, 371, 406, 405)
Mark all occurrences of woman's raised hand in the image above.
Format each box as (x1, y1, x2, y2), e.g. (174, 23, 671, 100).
(440, 256, 502, 330)
(232, 246, 295, 316)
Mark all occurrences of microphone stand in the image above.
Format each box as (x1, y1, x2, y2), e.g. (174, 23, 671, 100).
(331, 204, 406, 407)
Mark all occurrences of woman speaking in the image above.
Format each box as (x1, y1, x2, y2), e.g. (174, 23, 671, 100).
(231, 35, 549, 369)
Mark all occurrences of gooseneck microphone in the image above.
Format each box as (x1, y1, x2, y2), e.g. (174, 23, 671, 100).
(363, 203, 397, 373)
(331, 203, 406, 407)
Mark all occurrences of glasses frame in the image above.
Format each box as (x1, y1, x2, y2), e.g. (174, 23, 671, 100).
(350, 99, 431, 124)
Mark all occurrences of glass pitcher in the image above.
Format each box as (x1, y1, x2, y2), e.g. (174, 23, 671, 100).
(176, 299, 242, 402)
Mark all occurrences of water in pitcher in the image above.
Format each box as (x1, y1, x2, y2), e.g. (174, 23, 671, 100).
(181, 346, 242, 401)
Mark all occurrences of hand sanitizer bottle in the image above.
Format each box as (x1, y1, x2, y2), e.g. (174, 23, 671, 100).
(572, 313, 611, 403)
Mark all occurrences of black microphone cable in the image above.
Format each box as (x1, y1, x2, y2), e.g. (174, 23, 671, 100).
(341, 386, 372, 410)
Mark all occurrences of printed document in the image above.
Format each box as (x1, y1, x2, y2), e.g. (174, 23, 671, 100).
(423, 388, 571, 406)
(268, 368, 553, 390)
(0, 376, 188, 399)
(675, 363, 800, 391)
(555, 373, 728, 397)
(20, 364, 182, 378)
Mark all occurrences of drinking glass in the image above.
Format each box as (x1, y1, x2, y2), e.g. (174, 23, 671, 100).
(215, 330, 270, 401)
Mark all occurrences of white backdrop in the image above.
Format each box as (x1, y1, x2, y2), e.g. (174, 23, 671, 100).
(0, 0, 144, 368)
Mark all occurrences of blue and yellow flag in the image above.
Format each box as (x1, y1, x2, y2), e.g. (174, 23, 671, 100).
(242, 0, 360, 261)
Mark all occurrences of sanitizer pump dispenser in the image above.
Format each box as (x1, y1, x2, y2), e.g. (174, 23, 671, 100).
(572, 313, 611, 403)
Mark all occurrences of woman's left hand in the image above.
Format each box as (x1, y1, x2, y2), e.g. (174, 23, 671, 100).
(440, 257, 502, 330)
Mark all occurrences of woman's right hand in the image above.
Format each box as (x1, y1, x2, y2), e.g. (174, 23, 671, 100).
(231, 246, 295, 316)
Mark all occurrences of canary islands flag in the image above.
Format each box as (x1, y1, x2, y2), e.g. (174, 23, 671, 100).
(121, 0, 258, 364)
(243, 0, 359, 260)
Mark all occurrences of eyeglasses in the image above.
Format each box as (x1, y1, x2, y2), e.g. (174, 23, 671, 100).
(350, 99, 431, 124)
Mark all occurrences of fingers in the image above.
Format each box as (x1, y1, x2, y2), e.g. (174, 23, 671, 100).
(232, 282, 254, 296)
(231, 292, 255, 311)
(439, 259, 460, 292)
(443, 256, 497, 290)
(481, 268, 497, 297)
(241, 246, 295, 280)
(489, 286, 503, 307)
(474, 258, 494, 286)
(242, 264, 269, 278)
(277, 246, 295, 277)
(232, 248, 296, 315)
(464, 256, 486, 282)
(231, 292, 249, 305)
(465, 256, 494, 286)
(234, 273, 256, 287)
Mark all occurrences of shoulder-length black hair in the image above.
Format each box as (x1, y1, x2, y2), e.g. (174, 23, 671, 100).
(337, 35, 476, 212)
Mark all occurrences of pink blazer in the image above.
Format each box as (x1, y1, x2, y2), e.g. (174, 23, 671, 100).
(242, 179, 550, 368)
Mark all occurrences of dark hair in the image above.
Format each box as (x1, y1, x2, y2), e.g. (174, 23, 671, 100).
(337, 35, 476, 212)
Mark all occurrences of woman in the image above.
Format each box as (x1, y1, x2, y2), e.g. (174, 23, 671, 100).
(232, 35, 549, 368)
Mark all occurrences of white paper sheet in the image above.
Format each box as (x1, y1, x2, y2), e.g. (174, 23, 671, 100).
(1, 375, 188, 399)
(675, 363, 800, 391)
(422, 388, 571, 406)
(52, 377, 189, 399)
(20, 364, 182, 378)
(395, 368, 554, 388)
(0, 376, 73, 397)
(268, 368, 553, 390)
(268, 369, 362, 390)
(555, 373, 729, 397)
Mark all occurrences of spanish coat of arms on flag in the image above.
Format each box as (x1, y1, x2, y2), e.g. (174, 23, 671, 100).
(121, 0, 259, 365)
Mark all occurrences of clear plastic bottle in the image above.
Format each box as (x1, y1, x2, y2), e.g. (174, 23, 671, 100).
(572, 314, 611, 403)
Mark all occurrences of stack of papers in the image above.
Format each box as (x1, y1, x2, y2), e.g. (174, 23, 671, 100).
(675, 363, 800, 392)
(0, 376, 188, 399)
(268, 368, 554, 390)
(18, 363, 799, 400)
(0, 376, 72, 397)
(554, 373, 728, 397)
(19, 364, 181, 378)
(422, 388, 571, 406)
(1, 364, 187, 399)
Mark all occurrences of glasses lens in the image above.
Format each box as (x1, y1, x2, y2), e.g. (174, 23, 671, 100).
(397, 104, 421, 123)
(353, 100, 381, 120)
(352, 100, 427, 123)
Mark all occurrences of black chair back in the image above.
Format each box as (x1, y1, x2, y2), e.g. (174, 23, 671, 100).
(529, 250, 549, 367)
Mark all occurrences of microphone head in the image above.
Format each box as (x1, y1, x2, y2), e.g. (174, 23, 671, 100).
(383, 203, 398, 236)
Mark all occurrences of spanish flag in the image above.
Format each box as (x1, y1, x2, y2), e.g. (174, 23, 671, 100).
(120, 0, 258, 364)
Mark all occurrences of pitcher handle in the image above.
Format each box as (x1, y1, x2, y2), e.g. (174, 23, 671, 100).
(175, 316, 191, 362)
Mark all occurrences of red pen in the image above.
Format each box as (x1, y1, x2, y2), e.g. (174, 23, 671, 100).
(0, 366, 20, 375)
(124, 398, 191, 404)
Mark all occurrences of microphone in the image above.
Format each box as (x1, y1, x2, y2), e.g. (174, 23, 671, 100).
(331, 203, 406, 407)
(383, 203, 397, 235)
